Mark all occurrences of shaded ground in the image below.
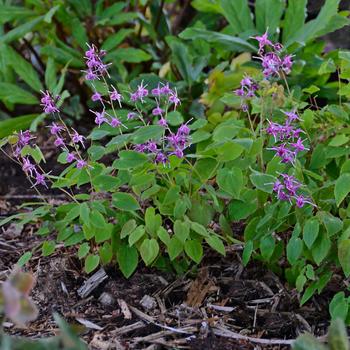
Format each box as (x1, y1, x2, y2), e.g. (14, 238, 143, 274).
(1, 217, 342, 350)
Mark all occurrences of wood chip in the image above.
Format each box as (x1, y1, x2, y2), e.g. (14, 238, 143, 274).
(118, 298, 132, 319)
(77, 268, 108, 298)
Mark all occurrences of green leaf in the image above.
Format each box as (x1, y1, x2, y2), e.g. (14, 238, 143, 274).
(112, 150, 148, 170)
(112, 192, 140, 211)
(328, 318, 350, 350)
(42, 241, 56, 256)
(140, 238, 159, 266)
(335, 173, 350, 206)
(242, 240, 253, 266)
(84, 254, 100, 273)
(157, 226, 170, 246)
(101, 29, 134, 51)
(205, 235, 226, 256)
(174, 220, 190, 243)
(329, 292, 349, 322)
(219, 0, 254, 34)
(117, 244, 138, 278)
(317, 211, 343, 236)
(17, 252, 32, 267)
(79, 202, 90, 225)
(78, 242, 90, 259)
(45, 57, 57, 92)
(255, 0, 284, 35)
(287, 236, 303, 265)
(190, 221, 209, 237)
(217, 167, 243, 198)
(179, 28, 256, 52)
(0, 83, 38, 105)
(303, 219, 320, 249)
(168, 237, 183, 261)
(249, 170, 276, 193)
(286, 0, 342, 46)
(163, 186, 180, 205)
(312, 232, 331, 265)
(260, 235, 275, 261)
(3, 45, 43, 92)
(145, 207, 162, 236)
(128, 225, 146, 246)
(0, 6, 35, 24)
(107, 48, 151, 63)
(329, 134, 349, 147)
(184, 239, 203, 263)
(338, 239, 350, 277)
(293, 333, 328, 350)
(93, 175, 120, 192)
(0, 114, 39, 138)
(121, 219, 137, 239)
(0, 16, 43, 44)
(99, 242, 113, 265)
(282, 0, 307, 44)
(132, 125, 164, 144)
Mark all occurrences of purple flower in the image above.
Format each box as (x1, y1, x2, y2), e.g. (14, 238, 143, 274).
(158, 117, 168, 127)
(282, 55, 293, 74)
(110, 118, 121, 128)
(151, 85, 161, 96)
(169, 90, 181, 108)
(253, 30, 273, 53)
(178, 124, 190, 135)
(66, 153, 76, 163)
(110, 86, 122, 106)
(283, 110, 300, 124)
(48, 123, 64, 135)
(77, 159, 87, 169)
(72, 130, 85, 148)
(172, 148, 184, 158)
(241, 77, 253, 86)
(235, 88, 245, 97)
(22, 157, 36, 176)
(291, 138, 308, 153)
(155, 152, 168, 164)
(54, 137, 65, 147)
(152, 106, 163, 116)
(18, 130, 32, 147)
(160, 83, 172, 95)
(41, 90, 59, 114)
(127, 112, 136, 120)
(146, 141, 158, 153)
(91, 92, 102, 102)
(33, 171, 47, 188)
(90, 110, 108, 127)
(84, 44, 110, 80)
(134, 144, 147, 153)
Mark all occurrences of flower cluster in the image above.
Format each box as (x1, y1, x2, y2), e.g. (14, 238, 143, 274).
(48, 121, 86, 167)
(254, 31, 293, 78)
(234, 76, 259, 112)
(267, 110, 308, 165)
(40, 90, 59, 114)
(12, 130, 47, 188)
(40, 91, 88, 169)
(134, 122, 190, 164)
(84, 44, 110, 80)
(272, 174, 313, 208)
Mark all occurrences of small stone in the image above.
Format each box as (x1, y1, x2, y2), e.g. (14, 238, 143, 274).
(99, 292, 115, 306)
(140, 295, 157, 311)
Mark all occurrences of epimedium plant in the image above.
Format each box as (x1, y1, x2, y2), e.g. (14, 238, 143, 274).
(2, 30, 350, 322)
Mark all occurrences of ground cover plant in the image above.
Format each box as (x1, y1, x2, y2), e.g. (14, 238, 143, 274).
(1, 0, 350, 348)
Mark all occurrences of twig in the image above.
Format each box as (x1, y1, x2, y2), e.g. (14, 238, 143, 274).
(212, 326, 296, 345)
